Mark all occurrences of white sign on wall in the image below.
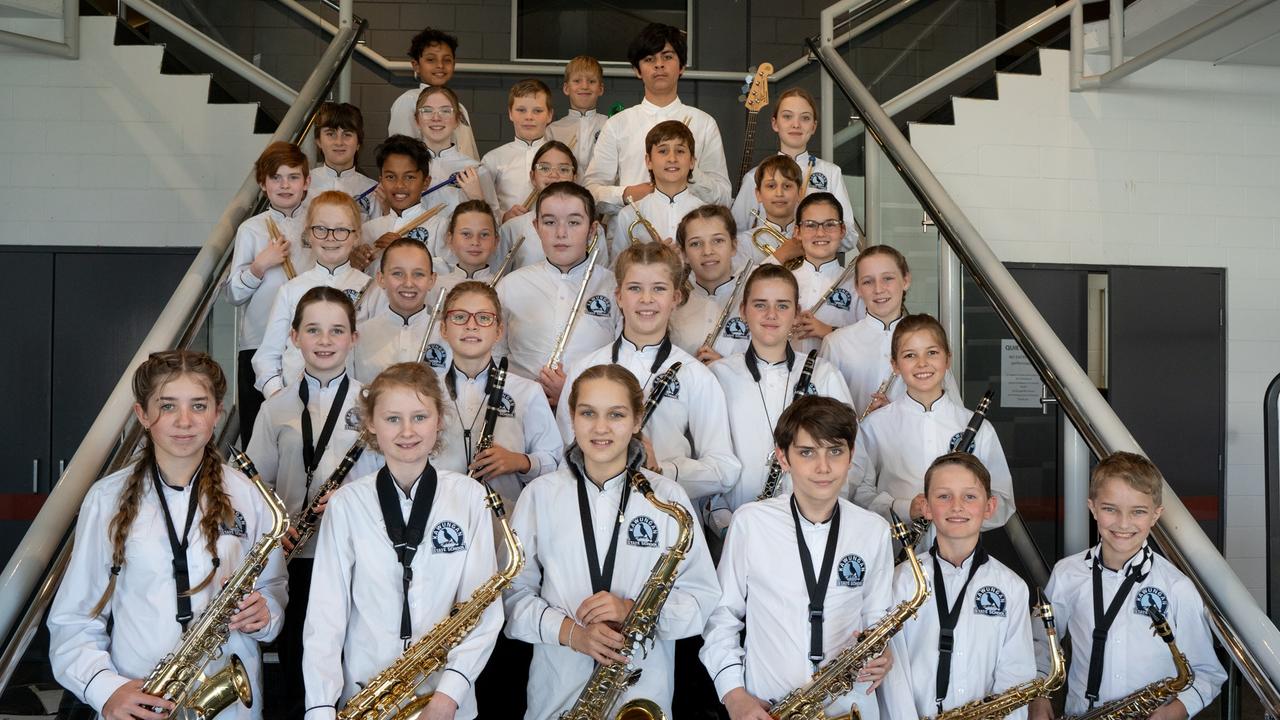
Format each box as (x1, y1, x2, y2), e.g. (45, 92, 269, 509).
(1000, 340, 1041, 409)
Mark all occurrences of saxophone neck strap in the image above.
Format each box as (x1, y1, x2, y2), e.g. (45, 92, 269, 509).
(1085, 546, 1150, 706)
(931, 540, 989, 711)
(790, 494, 841, 671)
(375, 464, 438, 645)
(299, 374, 351, 498)
(570, 457, 635, 595)
(151, 461, 203, 631)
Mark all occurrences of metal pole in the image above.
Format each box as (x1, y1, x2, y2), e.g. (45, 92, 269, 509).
(1108, 0, 1123, 69)
(337, 0, 352, 102)
(1070, 1, 1084, 91)
(939, 240, 962, 392)
(864, 134, 879, 246)
(1062, 416, 1091, 555)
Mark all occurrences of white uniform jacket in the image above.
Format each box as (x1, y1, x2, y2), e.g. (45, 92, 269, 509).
(893, 547, 1035, 719)
(732, 151, 858, 251)
(245, 371, 379, 560)
(353, 304, 451, 382)
(584, 98, 731, 210)
(495, 257, 620, 382)
(497, 211, 545, 270)
(820, 314, 964, 415)
(778, 257, 867, 355)
(700, 496, 895, 720)
(433, 362, 563, 509)
(849, 391, 1016, 529)
(503, 456, 720, 720)
(605, 187, 702, 263)
(556, 338, 741, 501)
(670, 270, 753, 359)
(252, 262, 371, 397)
(432, 264, 497, 304)
(48, 463, 287, 718)
(481, 137, 548, 216)
(302, 468, 501, 719)
(310, 165, 379, 219)
(1038, 544, 1225, 717)
(388, 86, 480, 160)
(362, 201, 453, 265)
(422, 144, 500, 216)
(733, 219, 795, 268)
(224, 205, 314, 350)
(547, 109, 608, 179)
(708, 350, 851, 512)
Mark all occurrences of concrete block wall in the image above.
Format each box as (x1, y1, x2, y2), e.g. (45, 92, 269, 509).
(911, 48, 1280, 606)
(0, 15, 270, 247)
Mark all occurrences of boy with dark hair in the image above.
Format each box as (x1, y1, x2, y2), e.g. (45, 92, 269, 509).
(387, 27, 480, 160)
(606, 120, 702, 259)
(585, 23, 730, 212)
(354, 134, 449, 271)
(310, 102, 378, 219)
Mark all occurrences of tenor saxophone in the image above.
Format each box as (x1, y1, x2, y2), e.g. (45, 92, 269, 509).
(338, 482, 525, 720)
(285, 430, 368, 561)
(1066, 608, 1193, 720)
(928, 593, 1065, 720)
(560, 471, 695, 720)
(139, 449, 288, 718)
(768, 517, 929, 720)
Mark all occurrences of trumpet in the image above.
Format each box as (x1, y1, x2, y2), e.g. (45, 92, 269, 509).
(748, 210, 789, 259)
(265, 217, 297, 280)
(860, 373, 897, 420)
(546, 240, 602, 369)
(625, 195, 662, 244)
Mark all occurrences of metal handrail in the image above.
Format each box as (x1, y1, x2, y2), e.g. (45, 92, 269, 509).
(0, 0, 78, 58)
(0, 16, 367, 691)
(1266, 372, 1280, 624)
(810, 36, 1280, 717)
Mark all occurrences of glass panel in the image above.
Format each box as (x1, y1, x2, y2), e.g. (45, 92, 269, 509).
(0, 0, 67, 44)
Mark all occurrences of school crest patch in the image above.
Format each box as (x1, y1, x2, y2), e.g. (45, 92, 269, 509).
(424, 343, 448, 368)
(627, 516, 660, 547)
(344, 407, 362, 431)
(837, 554, 866, 587)
(948, 432, 977, 454)
(662, 377, 681, 399)
(826, 287, 852, 311)
(800, 382, 818, 396)
(586, 295, 612, 317)
(343, 288, 361, 304)
(724, 317, 750, 339)
(809, 171, 829, 190)
(356, 193, 374, 215)
(1134, 586, 1169, 616)
(405, 226, 430, 244)
(220, 510, 247, 538)
(973, 586, 1007, 617)
(497, 392, 516, 418)
(431, 521, 466, 553)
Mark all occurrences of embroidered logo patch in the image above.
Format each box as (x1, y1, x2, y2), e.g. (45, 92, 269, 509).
(405, 226, 430, 244)
(356, 193, 373, 215)
(424, 343, 448, 368)
(809, 171, 829, 190)
(801, 381, 818, 396)
(1134, 586, 1169, 616)
(431, 521, 466, 553)
(220, 510, 247, 538)
(628, 516, 660, 547)
(826, 287, 852, 311)
(974, 586, 1007, 617)
(837, 554, 865, 587)
(498, 392, 516, 418)
(586, 295, 612, 317)
(948, 432, 977, 454)
(342, 288, 361, 304)
(662, 377, 681, 399)
(344, 407, 362, 431)
(724, 317, 750, 339)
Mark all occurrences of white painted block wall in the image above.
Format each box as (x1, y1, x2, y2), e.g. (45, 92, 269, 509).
(0, 16, 270, 247)
(911, 48, 1279, 606)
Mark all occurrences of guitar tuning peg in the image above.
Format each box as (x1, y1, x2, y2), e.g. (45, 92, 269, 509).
(740, 84, 750, 94)
(737, 94, 747, 103)
(748, 64, 757, 73)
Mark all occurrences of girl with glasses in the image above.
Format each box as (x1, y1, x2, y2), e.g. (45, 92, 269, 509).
(785, 192, 866, 354)
(415, 86, 500, 217)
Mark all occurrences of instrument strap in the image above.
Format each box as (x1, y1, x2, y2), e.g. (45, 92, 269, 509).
(375, 464, 439, 646)
(445, 359, 499, 467)
(151, 461, 204, 631)
(570, 456, 634, 595)
(790, 494, 842, 671)
(744, 342, 795, 383)
(931, 540, 989, 712)
(1085, 545, 1151, 706)
(612, 334, 673, 389)
(299, 374, 350, 499)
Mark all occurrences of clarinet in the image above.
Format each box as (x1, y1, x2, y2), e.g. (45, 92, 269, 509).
(757, 351, 819, 501)
(640, 362, 683, 430)
(286, 430, 368, 560)
(474, 358, 510, 455)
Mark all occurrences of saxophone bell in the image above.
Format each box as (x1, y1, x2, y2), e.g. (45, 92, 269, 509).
(185, 655, 254, 718)
(616, 697, 666, 720)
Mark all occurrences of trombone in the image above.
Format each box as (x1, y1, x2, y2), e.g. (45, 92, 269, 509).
(625, 194, 662, 244)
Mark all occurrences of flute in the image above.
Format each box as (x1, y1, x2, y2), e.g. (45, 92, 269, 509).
(701, 260, 755, 351)
(265, 217, 297, 280)
(490, 236, 525, 287)
(546, 241, 601, 370)
(859, 372, 897, 420)
(415, 292, 448, 363)
(805, 260, 859, 316)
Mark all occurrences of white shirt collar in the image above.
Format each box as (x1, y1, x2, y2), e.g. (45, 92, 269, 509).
(640, 96, 685, 114)
(269, 202, 306, 220)
(567, 108, 598, 119)
(303, 369, 347, 391)
(311, 261, 352, 278)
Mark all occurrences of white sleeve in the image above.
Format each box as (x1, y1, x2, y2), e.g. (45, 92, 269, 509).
(662, 372, 741, 500)
(1172, 576, 1227, 715)
(476, 165, 501, 213)
(502, 487, 570, 646)
(861, 521, 896, 627)
(47, 491, 130, 713)
(849, 425, 902, 520)
(301, 491, 356, 719)
(690, 116, 732, 206)
(225, 222, 264, 306)
(974, 424, 1016, 528)
(699, 511, 750, 701)
(388, 91, 418, 138)
(584, 117, 625, 209)
(555, 363, 584, 444)
(653, 484, 720, 641)
(436, 486, 503, 704)
(816, 362, 853, 404)
(253, 287, 293, 396)
(518, 393, 563, 483)
(828, 167, 859, 253)
(991, 580, 1036, 720)
(244, 404, 281, 493)
(730, 171, 758, 233)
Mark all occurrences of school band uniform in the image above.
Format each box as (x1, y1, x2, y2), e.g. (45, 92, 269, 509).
(700, 495, 896, 720)
(422, 144, 501, 216)
(494, 256, 620, 382)
(253, 262, 371, 398)
(547, 109, 608, 179)
(497, 211, 545, 270)
(503, 446, 720, 719)
(669, 270, 753, 359)
(584, 98, 732, 210)
(353, 304, 452, 381)
(481, 136, 548, 216)
(706, 348, 852, 524)
(849, 391, 1017, 532)
(302, 465, 501, 720)
(555, 336, 741, 502)
(310, 164, 379, 219)
(780, 257, 867, 355)
(894, 543, 1036, 719)
(225, 204, 315, 443)
(605, 187, 702, 262)
(389, 85, 481, 160)
(1038, 542, 1226, 717)
(733, 151, 858, 251)
(362, 200, 453, 264)
(734, 219, 795, 267)
(48, 463, 288, 720)
(820, 313, 962, 414)
(432, 264, 498, 302)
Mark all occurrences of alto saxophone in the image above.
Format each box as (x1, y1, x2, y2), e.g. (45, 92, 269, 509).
(1067, 608, 1193, 720)
(338, 482, 525, 720)
(140, 449, 289, 718)
(560, 471, 695, 720)
(928, 594, 1065, 720)
(286, 430, 369, 561)
(769, 517, 929, 720)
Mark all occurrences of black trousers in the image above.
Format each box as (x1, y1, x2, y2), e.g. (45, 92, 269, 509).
(237, 349, 265, 449)
(474, 633, 531, 716)
(277, 557, 312, 719)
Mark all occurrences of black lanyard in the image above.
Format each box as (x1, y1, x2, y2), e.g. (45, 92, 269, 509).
(744, 342, 795, 382)
(445, 361, 497, 466)
(612, 334, 672, 389)
(570, 456, 634, 594)
(931, 542, 989, 711)
(1085, 547, 1149, 706)
(151, 463, 203, 630)
(299, 375, 350, 496)
(790, 495, 841, 670)
(375, 465, 438, 646)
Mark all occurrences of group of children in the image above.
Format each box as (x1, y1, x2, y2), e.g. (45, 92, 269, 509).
(44, 18, 1227, 720)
